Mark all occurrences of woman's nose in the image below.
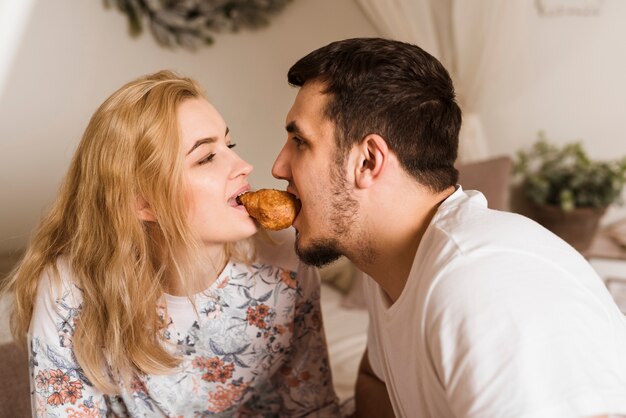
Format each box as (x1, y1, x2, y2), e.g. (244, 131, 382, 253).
(234, 154, 253, 178)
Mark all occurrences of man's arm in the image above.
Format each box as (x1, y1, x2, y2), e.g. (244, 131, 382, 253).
(354, 349, 395, 418)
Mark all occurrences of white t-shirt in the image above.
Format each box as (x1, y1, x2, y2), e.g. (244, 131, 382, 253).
(364, 186, 626, 418)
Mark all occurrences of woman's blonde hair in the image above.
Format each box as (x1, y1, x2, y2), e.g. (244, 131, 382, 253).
(1, 70, 252, 393)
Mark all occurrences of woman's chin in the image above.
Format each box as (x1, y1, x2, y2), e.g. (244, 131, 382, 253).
(240, 219, 259, 237)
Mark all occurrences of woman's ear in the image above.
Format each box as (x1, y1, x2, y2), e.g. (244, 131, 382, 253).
(353, 134, 388, 189)
(136, 196, 157, 222)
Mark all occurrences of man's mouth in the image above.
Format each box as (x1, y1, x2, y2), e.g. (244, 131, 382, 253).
(286, 186, 299, 200)
(285, 187, 302, 224)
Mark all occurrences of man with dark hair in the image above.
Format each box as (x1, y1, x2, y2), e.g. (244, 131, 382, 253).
(272, 38, 626, 418)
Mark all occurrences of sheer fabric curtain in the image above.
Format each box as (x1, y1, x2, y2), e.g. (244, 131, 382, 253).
(0, 0, 36, 98)
(355, 0, 529, 163)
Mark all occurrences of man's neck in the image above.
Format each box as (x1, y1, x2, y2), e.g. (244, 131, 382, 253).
(351, 185, 455, 303)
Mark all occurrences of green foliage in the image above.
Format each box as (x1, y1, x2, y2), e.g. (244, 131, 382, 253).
(104, 0, 293, 50)
(514, 132, 626, 211)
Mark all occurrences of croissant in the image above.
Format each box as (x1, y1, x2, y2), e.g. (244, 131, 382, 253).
(237, 189, 301, 230)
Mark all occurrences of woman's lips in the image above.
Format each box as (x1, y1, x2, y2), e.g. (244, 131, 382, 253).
(228, 186, 251, 208)
(228, 197, 241, 207)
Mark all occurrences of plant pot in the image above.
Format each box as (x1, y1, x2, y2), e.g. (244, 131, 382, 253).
(532, 204, 607, 252)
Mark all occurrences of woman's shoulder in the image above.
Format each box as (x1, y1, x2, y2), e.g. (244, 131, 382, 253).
(30, 258, 83, 342)
(35, 258, 83, 308)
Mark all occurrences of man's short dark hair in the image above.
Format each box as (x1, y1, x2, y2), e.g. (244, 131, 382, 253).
(288, 37, 461, 191)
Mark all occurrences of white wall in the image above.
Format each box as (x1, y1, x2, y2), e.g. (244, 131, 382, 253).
(0, 0, 378, 253)
(479, 0, 626, 223)
(483, 0, 626, 159)
(2, 0, 626, 255)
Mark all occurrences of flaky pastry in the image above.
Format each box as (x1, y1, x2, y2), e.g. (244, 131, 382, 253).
(237, 189, 301, 230)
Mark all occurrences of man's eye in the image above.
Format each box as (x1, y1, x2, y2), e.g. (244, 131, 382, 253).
(292, 137, 305, 148)
(198, 153, 215, 165)
(227, 143, 237, 149)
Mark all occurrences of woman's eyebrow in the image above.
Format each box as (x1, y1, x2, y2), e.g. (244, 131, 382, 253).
(186, 127, 229, 155)
(187, 137, 217, 155)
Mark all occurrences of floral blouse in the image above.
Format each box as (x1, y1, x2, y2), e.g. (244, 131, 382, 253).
(29, 258, 340, 417)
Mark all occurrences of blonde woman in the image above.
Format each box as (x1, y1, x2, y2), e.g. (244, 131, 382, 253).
(2, 71, 340, 417)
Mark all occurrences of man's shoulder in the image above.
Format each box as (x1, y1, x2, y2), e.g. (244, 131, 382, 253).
(422, 245, 604, 337)
(431, 195, 573, 266)
(435, 196, 535, 240)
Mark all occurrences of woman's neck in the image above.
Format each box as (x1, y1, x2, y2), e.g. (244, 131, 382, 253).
(165, 244, 227, 296)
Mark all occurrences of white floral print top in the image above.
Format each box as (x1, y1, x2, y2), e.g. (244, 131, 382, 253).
(29, 258, 340, 417)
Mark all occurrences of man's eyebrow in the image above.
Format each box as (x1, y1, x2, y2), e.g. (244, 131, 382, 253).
(186, 126, 229, 155)
(286, 121, 302, 135)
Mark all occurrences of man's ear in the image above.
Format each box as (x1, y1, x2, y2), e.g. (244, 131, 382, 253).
(353, 134, 388, 189)
(136, 196, 157, 222)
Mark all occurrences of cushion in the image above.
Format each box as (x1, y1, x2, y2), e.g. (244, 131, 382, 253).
(607, 219, 626, 249)
(341, 269, 367, 310)
(319, 256, 357, 294)
(319, 257, 368, 310)
(0, 342, 31, 417)
(457, 155, 513, 211)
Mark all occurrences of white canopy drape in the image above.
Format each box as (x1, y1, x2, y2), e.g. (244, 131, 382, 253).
(0, 0, 36, 99)
(355, 0, 530, 163)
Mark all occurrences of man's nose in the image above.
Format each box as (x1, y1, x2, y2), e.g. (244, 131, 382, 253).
(271, 146, 290, 180)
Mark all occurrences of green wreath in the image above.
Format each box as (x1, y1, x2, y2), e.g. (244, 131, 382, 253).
(105, 0, 293, 49)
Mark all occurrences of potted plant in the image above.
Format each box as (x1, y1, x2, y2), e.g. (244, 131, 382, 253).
(514, 132, 626, 252)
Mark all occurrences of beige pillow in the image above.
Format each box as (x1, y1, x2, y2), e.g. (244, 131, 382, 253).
(341, 268, 367, 310)
(0, 342, 32, 416)
(319, 257, 368, 310)
(607, 219, 626, 249)
(457, 156, 513, 211)
(319, 256, 357, 294)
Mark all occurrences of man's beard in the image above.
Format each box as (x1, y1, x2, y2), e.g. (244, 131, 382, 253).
(295, 236, 343, 267)
(295, 157, 358, 267)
